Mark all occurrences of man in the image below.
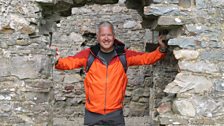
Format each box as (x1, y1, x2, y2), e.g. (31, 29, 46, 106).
(55, 21, 167, 126)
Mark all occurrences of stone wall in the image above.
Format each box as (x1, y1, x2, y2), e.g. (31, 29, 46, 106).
(0, 0, 223, 125)
(144, 0, 224, 125)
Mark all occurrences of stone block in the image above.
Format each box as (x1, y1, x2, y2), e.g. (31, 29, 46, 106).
(179, 0, 192, 8)
(214, 79, 224, 92)
(185, 24, 209, 35)
(173, 99, 195, 117)
(168, 37, 199, 49)
(63, 74, 82, 84)
(144, 4, 180, 16)
(24, 80, 52, 92)
(13, 102, 50, 116)
(0, 94, 13, 101)
(123, 20, 137, 29)
(35, 0, 55, 3)
(200, 49, 224, 61)
(191, 96, 219, 117)
(0, 58, 11, 77)
(19, 25, 36, 34)
(152, 16, 183, 30)
(129, 101, 147, 116)
(195, 0, 207, 9)
(164, 72, 213, 94)
(16, 39, 31, 46)
(71, 8, 92, 15)
(189, 118, 215, 125)
(210, 0, 224, 7)
(218, 62, 224, 73)
(23, 92, 50, 103)
(159, 114, 189, 125)
(9, 14, 30, 31)
(10, 55, 51, 79)
(139, 97, 148, 103)
(0, 26, 15, 34)
(157, 102, 172, 114)
(153, 0, 179, 4)
(132, 88, 144, 101)
(173, 49, 199, 60)
(178, 60, 219, 74)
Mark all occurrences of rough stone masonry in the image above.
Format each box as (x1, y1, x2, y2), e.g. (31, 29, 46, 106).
(0, 0, 223, 125)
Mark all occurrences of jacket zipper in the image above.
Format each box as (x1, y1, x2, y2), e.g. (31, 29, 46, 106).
(104, 64, 108, 114)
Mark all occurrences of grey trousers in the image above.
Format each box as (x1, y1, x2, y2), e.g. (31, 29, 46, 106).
(84, 109, 125, 126)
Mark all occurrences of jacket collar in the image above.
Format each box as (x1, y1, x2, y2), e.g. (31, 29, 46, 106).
(90, 39, 125, 56)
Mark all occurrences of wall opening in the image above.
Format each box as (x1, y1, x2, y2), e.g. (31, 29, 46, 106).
(144, 27, 181, 125)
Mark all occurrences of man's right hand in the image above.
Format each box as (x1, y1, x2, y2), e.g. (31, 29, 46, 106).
(55, 48, 60, 60)
(50, 46, 60, 65)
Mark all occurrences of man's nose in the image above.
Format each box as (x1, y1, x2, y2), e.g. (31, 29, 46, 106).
(104, 35, 109, 40)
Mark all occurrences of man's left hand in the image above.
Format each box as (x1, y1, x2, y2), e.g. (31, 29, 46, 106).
(158, 35, 167, 48)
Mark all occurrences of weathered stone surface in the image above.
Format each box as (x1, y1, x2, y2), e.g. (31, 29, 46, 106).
(23, 92, 49, 103)
(179, 0, 191, 8)
(173, 99, 196, 117)
(178, 60, 219, 74)
(10, 55, 51, 79)
(118, 0, 125, 4)
(195, 0, 207, 9)
(0, 26, 15, 34)
(129, 102, 147, 116)
(123, 20, 137, 29)
(63, 74, 82, 84)
(210, 0, 224, 7)
(24, 79, 52, 92)
(168, 37, 199, 49)
(159, 115, 189, 125)
(132, 88, 144, 101)
(16, 39, 31, 46)
(35, 0, 55, 3)
(0, 58, 11, 77)
(173, 49, 199, 60)
(214, 79, 224, 92)
(153, 0, 179, 4)
(191, 96, 221, 117)
(200, 49, 224, 61)
(157, 102, 172, 114)
(144, 4, 180, 16)
(185, 24, 209, 35)
(71, 8, 92, 15)
(164, 72, 213, 94)
(152, 16, 183, 30)
(9, 14, 30, 31)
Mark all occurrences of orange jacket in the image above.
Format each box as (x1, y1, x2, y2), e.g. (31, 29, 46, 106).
(55, 40, 165, 114)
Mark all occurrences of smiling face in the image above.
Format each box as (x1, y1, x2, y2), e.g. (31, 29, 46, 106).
(97, 24, 115, 53)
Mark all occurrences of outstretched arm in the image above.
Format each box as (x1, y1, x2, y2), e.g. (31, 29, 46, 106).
(126, 35, 167, 66)
(55, 49, 89, 70)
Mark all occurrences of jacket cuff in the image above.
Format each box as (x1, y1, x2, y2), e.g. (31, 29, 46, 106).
(159, 47, 168, 53)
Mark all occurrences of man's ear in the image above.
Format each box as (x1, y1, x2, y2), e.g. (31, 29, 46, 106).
(96, 34, 99, 41)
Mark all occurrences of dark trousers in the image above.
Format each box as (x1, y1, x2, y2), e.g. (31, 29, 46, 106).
(84, 109, 125, 126)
